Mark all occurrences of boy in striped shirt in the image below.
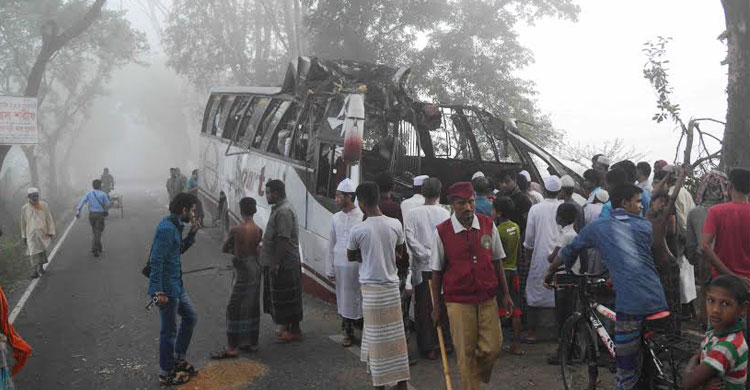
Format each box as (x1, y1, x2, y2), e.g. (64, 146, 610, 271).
(683, 275, 748, 389)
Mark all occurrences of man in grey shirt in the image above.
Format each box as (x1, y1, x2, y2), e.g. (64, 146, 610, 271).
(261, 179, 303, 342)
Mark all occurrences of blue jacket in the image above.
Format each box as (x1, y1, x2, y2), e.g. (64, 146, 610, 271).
(560, 209, 667, 315)
(147, 215, 197, 297)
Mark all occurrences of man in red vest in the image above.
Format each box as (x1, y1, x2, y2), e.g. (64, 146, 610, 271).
(430, 182, 513, 390)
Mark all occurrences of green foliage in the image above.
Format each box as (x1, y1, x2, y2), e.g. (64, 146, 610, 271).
(642, 37, 682, 125)
(163, 0, 580, 148)
(0, 0, 148, 191)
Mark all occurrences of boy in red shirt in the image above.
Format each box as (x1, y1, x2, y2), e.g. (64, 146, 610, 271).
(701, 168, 750, 284)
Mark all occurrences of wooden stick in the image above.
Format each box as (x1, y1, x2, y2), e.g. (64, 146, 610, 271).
(429, 279, 453, 390)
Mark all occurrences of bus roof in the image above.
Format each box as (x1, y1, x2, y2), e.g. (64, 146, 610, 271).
(209, 86, 283, 95)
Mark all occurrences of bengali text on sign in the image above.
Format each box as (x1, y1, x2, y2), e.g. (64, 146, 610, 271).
(0, 96, 38, 145)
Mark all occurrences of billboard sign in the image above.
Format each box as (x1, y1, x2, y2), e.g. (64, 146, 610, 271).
(0, 96, 38, 145)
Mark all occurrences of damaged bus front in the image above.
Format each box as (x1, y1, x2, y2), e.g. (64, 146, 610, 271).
(198, 57, 581, 301)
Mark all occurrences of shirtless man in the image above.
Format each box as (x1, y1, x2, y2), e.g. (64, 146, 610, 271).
(212, 197, 263, 359)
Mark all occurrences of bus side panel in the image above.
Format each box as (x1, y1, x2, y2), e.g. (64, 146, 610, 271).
(199, 136, 336, 302)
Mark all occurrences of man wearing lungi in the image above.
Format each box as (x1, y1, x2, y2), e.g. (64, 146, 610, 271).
(20, 187, 55, 279)
(403, 177, 453, 360)
(430, 182, 513, 390)
(212, 197, 263, 359)
(327, 178, 364, 347)
(262, 180, 304, 343)
(348, 182, 410, 390)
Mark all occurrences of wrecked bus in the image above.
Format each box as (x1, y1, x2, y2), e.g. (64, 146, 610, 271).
(198, 57, 581, 301)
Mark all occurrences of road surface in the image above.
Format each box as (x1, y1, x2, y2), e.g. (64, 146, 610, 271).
(9, 183, 610, 389)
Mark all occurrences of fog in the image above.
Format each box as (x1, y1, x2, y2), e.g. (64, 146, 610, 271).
(64, 59, 202, 191)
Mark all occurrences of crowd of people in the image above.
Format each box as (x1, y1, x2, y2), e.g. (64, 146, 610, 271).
(141, 155, 750, 389)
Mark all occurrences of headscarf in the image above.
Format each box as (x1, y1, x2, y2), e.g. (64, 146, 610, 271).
(696, 169, 729, 206)
(0, 285, 31, 375)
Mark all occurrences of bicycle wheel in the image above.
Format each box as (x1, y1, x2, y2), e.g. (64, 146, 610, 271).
(561, 315, 599, 390)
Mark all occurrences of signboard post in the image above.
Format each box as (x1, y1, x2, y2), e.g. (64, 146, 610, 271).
(0, 96, 38, 145)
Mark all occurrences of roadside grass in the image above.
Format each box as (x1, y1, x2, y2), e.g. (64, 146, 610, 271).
(0, 239, 31, 293)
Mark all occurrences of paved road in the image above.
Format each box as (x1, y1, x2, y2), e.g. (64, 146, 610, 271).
(9, 183, 606, 390)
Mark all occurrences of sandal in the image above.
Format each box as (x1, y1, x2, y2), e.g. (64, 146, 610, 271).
(503, 345, 526, 356)
(174, 359, 198, 376)
(239, 345, 259, 353)
(210, 348, 239, 360)
(159, 370, 191, 386)
(276, 331, 302, 343)
(341, 335, 353, 347)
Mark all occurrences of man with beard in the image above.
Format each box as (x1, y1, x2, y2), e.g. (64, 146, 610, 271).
(327, 178, 364, 347)
(430, 182, 512, 390)
(262, 180, 304, 342)
(148, 192, 201, 386)
(20, 187, 55, 278)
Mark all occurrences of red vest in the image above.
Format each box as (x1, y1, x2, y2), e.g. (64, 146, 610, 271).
(437, 214, 499, 304)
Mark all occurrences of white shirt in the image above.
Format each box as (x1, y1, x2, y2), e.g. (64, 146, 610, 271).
(637, 179, 653, 192)
(430, 214, 505, 271)
(401, 193, 425, 217)
(327, 207, 364, 276)
(555, 224, 580, 274)
(584, 203, 604, 225)
(528, 190, 544, 205)
(669, 186, 696, 235)
(347, 215, 404, 285)
(404, 204, 450, 285)
(523, 198, 562, 308)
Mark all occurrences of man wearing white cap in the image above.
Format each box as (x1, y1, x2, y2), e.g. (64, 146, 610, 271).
(592, 154, 610, 173)
(520, 170, 544, 205)
(522, 175, 562, 340)
(559, 175, 585, 232)
(21, 187, 56, 278)
(403, 178, 452, 360)
(327, 178, 364, 347)
(584, 190, 609, 274)
(401, 175, 429, 217)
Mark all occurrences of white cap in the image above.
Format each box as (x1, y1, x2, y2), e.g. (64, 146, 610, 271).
(595, 155, 610, 166)
(471, 171, 485, 180)
(560, 175, 575, 188)
(543, 175, 562, 192)
(413, 175, 429, 186)
(27, 187, 39, 195)
(595, 189, 610, 203)
(519, 170, 531, 183)
(336, 178, 356, 193)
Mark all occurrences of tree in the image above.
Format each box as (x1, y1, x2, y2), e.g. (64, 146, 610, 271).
(163, 0, 580, 147)
(559, 137, 647, 171)
(719, 0, 750, 171)
(642, 37, 723, 176)
(163, 0, 302, 90)
(0, 1, 148, 193)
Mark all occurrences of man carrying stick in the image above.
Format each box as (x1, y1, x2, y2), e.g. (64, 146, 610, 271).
(430, 182, 513, 390)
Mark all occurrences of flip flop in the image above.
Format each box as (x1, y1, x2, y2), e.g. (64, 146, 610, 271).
(210, 348, 239, 360)
(503, 345, 526, 356)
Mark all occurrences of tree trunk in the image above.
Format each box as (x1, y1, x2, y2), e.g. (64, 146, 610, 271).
(282, 0, 299, 60)
(721, 0, 750, 170)
(0, 0, 107, 185)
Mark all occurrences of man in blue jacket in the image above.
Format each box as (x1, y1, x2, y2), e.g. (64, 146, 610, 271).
(75, 179, 111, 257)
(148, 192, 201, 386)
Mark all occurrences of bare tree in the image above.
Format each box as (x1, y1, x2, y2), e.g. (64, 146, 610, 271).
(560, 138, 647, 171)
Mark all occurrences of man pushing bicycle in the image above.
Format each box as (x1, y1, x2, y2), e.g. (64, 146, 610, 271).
(545, 183, 670, 390)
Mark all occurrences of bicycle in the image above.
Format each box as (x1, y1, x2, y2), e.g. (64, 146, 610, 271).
(551, 272, 697, 390)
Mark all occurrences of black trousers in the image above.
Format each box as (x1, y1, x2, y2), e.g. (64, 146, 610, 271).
(88, 212, 106, 253)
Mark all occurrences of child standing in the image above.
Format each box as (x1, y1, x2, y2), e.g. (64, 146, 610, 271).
(492, 196, 523, 356)
(683, 275, 748, 390)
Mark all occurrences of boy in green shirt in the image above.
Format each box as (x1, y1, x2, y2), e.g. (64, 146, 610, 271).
(492, 196, 523, 355)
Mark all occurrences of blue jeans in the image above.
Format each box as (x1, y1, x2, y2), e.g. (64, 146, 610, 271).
(158, 289, 198, 375)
